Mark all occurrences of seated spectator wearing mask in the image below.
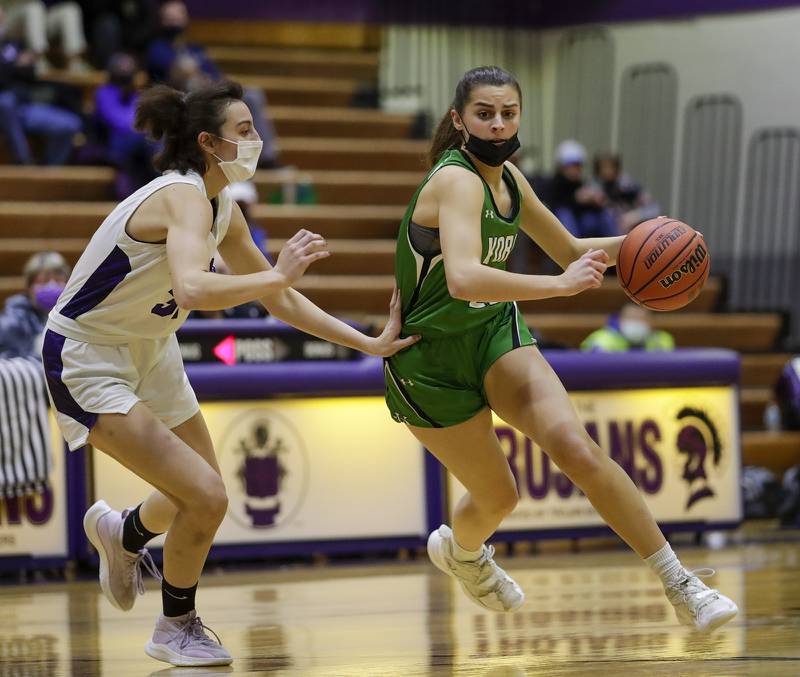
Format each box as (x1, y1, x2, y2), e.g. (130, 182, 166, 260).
(537, 140, 618, 239)
(0, 251, 71, 359)
(581, 303, 675, 352)
(94, 52, 157, 198)
(591, 152, 660, 233)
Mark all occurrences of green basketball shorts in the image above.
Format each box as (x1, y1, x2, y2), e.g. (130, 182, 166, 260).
(384, 302, 535, 428)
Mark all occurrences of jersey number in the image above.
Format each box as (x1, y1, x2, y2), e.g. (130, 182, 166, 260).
(151, 290, 180, 319)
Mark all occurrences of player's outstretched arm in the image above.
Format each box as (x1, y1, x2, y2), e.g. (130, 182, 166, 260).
(506, 163, 625, 267)
(217, 202, 418, 357)
(164, 184, 296, 310)
(435, 167, 604, 301)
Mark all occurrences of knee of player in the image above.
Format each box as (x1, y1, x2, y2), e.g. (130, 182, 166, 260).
(499, 485, 520, 516)
(482, 481, 519, 517)
(553, 434, 604, 480)
(185, 475, 228, 525)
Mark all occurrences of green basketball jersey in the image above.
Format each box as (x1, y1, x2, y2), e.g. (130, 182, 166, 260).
(396, 149, 523, 336)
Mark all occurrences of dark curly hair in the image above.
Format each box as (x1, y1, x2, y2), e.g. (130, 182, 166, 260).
(134, 80, 245, 175)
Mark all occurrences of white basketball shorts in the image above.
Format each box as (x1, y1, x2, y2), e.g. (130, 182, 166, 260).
(41, 329, 199, 450)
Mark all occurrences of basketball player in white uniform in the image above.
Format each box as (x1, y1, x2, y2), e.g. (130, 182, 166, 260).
(41, 81, 418, 667)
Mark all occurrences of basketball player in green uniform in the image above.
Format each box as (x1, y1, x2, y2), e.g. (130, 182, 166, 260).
(386, 66, 737, 631)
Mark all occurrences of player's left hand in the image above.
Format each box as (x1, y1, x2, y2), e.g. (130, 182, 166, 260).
(367, 286, 420, 357)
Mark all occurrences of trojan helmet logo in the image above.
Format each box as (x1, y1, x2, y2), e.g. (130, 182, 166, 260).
(219, 409, 309, 530)
(675, 407, 722, 510)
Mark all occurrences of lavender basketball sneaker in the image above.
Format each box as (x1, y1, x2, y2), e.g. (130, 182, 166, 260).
(427, 524, 525, 612)
(145, 611, 233, 666)
(83, 500, 161, 611)
(665, 567, 738, 632)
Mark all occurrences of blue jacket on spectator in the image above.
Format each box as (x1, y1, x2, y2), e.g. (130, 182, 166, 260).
(0, 294, 47, 359)
(146, 38, 220, 83)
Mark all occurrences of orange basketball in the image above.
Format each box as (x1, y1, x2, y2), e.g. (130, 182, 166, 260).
(616, 217, 710, 312)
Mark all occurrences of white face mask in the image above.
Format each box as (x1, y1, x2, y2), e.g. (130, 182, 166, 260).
(619, 319, 651, 345)
(212, 136, 262, 183)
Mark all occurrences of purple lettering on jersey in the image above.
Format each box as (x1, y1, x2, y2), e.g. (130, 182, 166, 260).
(60, 245, 131, 319)
(151, 290, 179, 319)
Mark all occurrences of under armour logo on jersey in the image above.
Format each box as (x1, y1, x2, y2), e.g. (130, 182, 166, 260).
(400, 378, 415, 387)
(392, 412, 410, 424)
(484, 209, 496, 220)
(483, 234, 517, 264)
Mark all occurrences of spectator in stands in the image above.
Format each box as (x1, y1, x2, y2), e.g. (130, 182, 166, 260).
(146, 0, 279, 167)
(581, 302, 675, 352)
(0, 251, 71, 359)
(228, 180, 269, 259)
(0, 23, 83, 164)
(591, 152, 659, 233)
(79, 0, 158, 70)
(0, 0, 88, 72)
(166, 50, 208, 93)
(95, 51, 157, 197)
(536, 140, 618, 239)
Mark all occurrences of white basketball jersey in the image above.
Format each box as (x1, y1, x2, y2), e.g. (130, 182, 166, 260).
(47, 170, 232, 344)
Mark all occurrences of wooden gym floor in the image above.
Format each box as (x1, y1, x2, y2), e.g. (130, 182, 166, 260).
(1, 541, 799, 676)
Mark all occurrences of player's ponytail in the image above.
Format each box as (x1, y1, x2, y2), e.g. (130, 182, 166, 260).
(428, 110, 463, 169)
(427, 65, 523, 168)
(135, 80, 245, 175)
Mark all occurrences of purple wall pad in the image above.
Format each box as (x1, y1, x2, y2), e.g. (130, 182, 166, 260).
(178, 317, 366, 337)
(185, 348, 740, 400)
(186, 0, 800, 27)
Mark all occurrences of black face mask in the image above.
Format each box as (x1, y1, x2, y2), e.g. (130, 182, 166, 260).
(460, 122, 520, 167)
(162, 26, 186, 41)
(110, 72, 134, 88)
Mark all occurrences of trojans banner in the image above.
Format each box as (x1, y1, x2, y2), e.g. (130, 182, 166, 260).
(448, 386, 742, 531)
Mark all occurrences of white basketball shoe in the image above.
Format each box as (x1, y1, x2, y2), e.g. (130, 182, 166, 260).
(427, 524, 524, 612)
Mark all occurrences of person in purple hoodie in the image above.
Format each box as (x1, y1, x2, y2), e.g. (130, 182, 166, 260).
(0, 251, 71, 359)
(94, 51, 158, 197)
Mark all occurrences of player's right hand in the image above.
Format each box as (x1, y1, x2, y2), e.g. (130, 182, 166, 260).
(273, 228, 330, 287)
(559, 248, 608, 296)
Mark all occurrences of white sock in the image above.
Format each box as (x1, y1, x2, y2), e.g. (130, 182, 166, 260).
(644, 542, 685, 585)
(450, 534, 483, 562)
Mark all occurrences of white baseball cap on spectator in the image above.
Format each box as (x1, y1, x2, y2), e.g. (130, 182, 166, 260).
(555, 140, 587, 166)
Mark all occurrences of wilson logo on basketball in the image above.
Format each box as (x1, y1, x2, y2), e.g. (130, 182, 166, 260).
(658, 243, 708, 289)
(643, 225, 687, 270)
(617, 217, 711, 311)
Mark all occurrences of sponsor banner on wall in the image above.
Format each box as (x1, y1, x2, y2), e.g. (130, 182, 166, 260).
(449, 387, 742, 530)
(93, 397, 427, 544)
(0, 414, 68, 558)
